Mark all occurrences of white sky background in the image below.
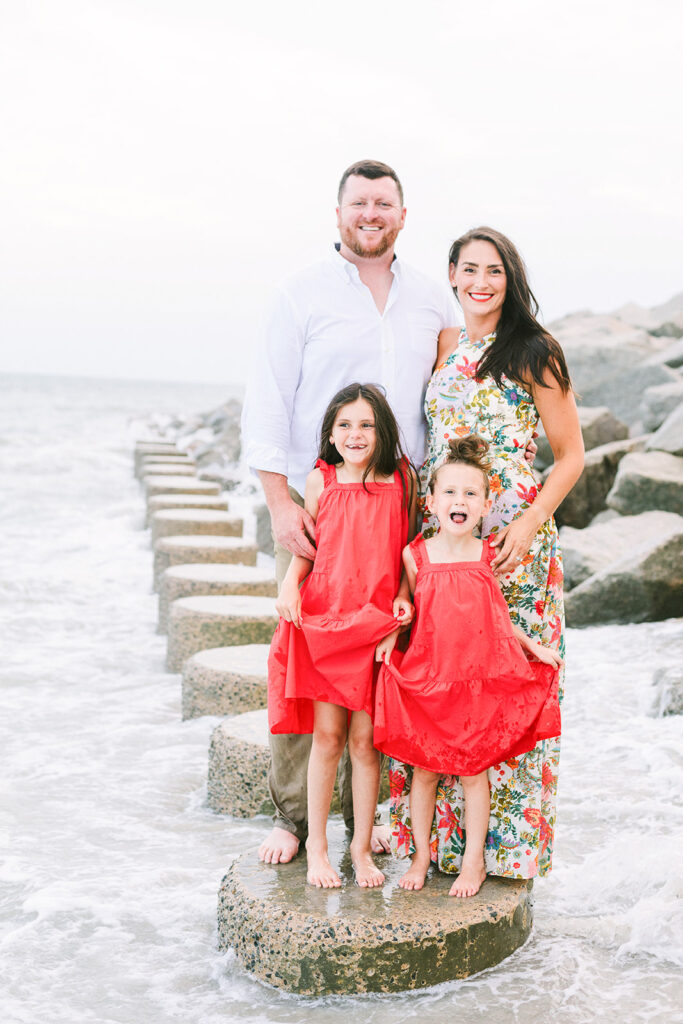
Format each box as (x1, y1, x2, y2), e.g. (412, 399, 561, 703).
(2, 0, 682, 385)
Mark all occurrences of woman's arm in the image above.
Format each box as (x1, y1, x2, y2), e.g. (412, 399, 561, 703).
(512, 624, 564, 668)
(491, 367, 584, 576)
(434, 327, 461, 370)
(275, 468, 324, 627)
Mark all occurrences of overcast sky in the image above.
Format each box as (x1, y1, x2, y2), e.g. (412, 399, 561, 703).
(2, 0, 681, 385)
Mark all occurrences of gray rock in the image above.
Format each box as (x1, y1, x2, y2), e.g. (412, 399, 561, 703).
(606, 450, 683, 516)
(550, 313, 656, 397)
(535, 406, 628, 469)
(612, 293, 683, 332)
(646, 403, 683, 458)
(550, 435, 649, 529)
(560, 510, 681, 589)
(640, 383, 683, 432)
(645, 337, 683, 369)
(255, 503, 274, 556)
(651, 666, 683, 717)
(564, 516, 683, 626)
(580, 363, 680, 428)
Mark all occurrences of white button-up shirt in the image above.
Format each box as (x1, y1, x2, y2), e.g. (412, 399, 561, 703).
(242, 246, 460, 496)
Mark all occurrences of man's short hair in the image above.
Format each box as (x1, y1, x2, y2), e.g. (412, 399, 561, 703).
(337, 160, 404, 206)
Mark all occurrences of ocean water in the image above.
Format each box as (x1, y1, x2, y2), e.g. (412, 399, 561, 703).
(1, 372, 682, 1024)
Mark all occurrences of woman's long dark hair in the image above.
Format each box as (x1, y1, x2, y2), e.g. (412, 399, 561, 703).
(449, 226, 571, 393)
(318, 382, 414, 507)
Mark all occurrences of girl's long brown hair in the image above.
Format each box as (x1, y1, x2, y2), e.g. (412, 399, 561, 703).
(318, 382, 414, 507)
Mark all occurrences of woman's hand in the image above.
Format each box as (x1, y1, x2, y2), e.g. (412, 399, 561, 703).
(393, 596, 414, 627)
(490, 511, 543, 577)
(275, 580, 303, 628)
(376, 628, 400, 664)
(523, 637, 564, 668)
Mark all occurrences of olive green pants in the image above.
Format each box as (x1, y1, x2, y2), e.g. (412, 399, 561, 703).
(269, 486, 355, 841)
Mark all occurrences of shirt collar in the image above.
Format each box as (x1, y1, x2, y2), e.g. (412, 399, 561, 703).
(330, 242, 401, 283)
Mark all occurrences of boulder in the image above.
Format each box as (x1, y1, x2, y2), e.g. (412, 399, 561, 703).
(564, 515, 683, 625)
(550, 436, 649, 529)
(606, 450, 683, 516)
(645, 337, 683, 369)
(612, 293, 683, 332)
(579, 363, 680, 429)
(651, 666, 683, 717)
(646, 403, 683, 458)
(549, 313, 656, 395)
(640, 383, 683, 432)
(535, 406, 628, 469)
(560, 511, 681, 589)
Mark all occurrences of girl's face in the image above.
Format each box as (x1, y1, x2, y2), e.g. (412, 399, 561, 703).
(427, 462, 492, 535)
(449, 239, 507, 322)
(329, 397, 377, 467)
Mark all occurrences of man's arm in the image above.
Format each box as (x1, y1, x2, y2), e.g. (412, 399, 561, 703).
(258, 470, 316, 560)
(242, 285, 317, 558)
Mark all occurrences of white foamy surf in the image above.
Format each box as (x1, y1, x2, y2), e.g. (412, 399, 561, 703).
(1, 373, 681, 1023)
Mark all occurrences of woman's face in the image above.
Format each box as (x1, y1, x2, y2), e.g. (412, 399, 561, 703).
(449, 239, 507, 323)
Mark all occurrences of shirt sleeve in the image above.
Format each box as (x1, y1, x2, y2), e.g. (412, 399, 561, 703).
(241, 284, 304, 478)
(440, 283, 462, 329)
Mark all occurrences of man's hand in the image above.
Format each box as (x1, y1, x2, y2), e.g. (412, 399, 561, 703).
(271, 498, 317, 560)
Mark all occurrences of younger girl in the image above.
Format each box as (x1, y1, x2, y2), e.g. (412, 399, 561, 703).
(268, 383, 416, 890)
(374, 435, 562, 898)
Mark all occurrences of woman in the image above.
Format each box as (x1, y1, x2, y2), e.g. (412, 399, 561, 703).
(390, 226, 584, 879)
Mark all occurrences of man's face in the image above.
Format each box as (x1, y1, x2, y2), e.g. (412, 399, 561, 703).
(336, 175, 406, 259)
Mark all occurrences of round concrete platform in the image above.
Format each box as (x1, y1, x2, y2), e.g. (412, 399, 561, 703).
(137, 456, 196, 479)
(145, 476, 221, 500)
(158, 563, 276, 632)
(207, 709, 273, 816)
(182, 644, 269, 719)
(141, 463, 198, 481)
(153, 535, 258, 590)
(151, 508, 243, 547)
(134, 443, 179, 474)
(218, 826, 534, 995)
(166, 594, 278, 670)
(145, 493, 229, 527)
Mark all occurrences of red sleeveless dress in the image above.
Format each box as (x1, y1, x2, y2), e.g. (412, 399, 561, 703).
(268, 459, 409, 734)
(374, 535, 561, 776)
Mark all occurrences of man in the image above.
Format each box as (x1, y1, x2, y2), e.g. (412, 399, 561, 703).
(241, 159, 459, 864)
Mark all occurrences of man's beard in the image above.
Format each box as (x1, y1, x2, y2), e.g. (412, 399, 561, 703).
(340, 225, 399, 259)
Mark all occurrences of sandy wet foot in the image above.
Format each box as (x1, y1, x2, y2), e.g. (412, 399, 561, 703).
(449, 863, 487, 898)
(398, 854, 431, 891)
(258, 826, 300, 864)
(306, 840, 341, 888)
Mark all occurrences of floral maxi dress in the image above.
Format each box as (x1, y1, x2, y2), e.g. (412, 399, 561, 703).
(389, 329, 565, 879)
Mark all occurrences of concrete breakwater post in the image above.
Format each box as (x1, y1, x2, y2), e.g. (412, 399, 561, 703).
(153, 536, 258, 590)
(217, 824, 534, 995)
(158, 564, 277, 633)
(166, 594, 278, 671)
(145, 493, 229, 527)
(150, 508, 244, 547)
(182, 644, 270, 719)
(207, 709, 273, 816)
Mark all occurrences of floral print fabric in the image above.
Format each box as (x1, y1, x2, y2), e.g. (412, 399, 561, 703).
(390, 329, 565, 878)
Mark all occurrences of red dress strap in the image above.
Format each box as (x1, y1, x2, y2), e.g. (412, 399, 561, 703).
(315, 459, 338, 487)
(408, 534, 427, 570)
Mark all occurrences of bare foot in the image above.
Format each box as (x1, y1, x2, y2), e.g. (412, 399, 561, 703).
(449, 863, 486, 898)
(370, 823, 391, 854)
(306, 840, 341, 888)
(350, 845, 385, 888)
(258, 827, 300, 864)
(398, 855, 430, 891)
